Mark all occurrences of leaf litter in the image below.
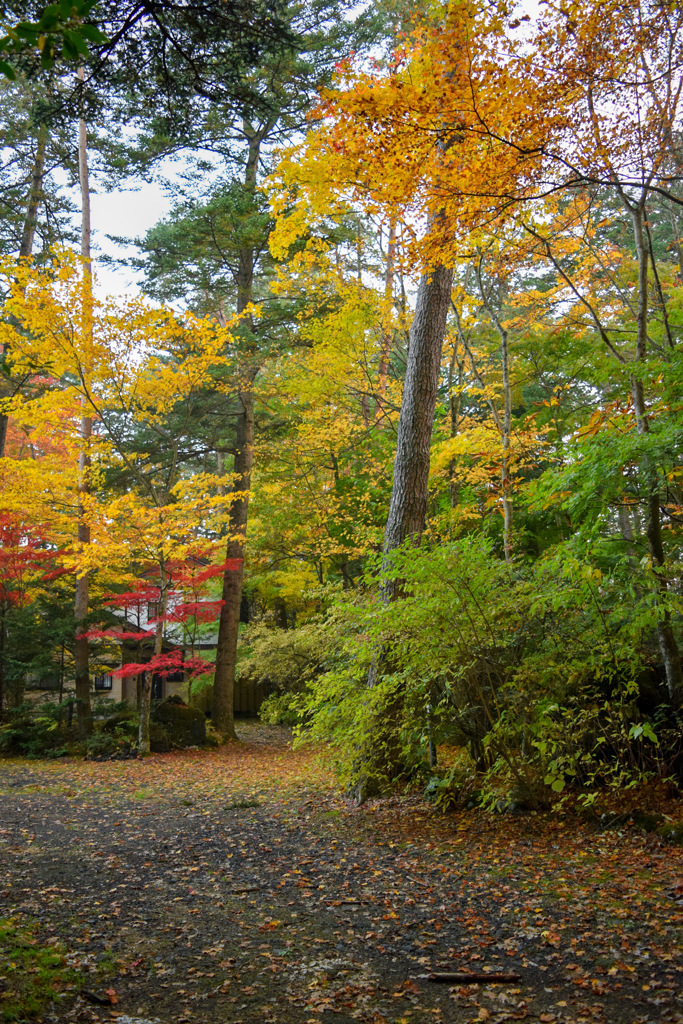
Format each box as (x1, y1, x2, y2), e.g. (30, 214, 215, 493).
(0, 721, 681, 1023)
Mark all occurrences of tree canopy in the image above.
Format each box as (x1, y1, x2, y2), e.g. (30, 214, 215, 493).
(0, 0, 682, 812)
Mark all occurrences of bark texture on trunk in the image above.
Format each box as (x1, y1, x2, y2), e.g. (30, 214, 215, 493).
(355, 263, 453, 800)
(381, 263, 454, 570)
(212, 386, 254, 738)
(20, 126, 47, 261)
(366, 262, 452, 671)
(212, 124, 262, 738)
(74, 66, 93, 738)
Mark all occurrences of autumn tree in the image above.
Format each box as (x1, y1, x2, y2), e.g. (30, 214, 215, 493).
(133, 1, 373, 738)
(0, 251, 236, 750)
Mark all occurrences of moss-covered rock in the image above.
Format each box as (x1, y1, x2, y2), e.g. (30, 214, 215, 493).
(151, 698, 206, 748)
(657, 822, 683, 845)
(630, 810, 664, 833)
(150, 722, 171, 753)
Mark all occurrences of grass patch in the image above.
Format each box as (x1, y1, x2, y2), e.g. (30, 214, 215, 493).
(226, 796, 261, 809)
(0, 917, 79, 1021)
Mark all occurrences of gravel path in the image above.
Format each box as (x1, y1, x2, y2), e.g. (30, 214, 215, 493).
(0, 726, 681, 1024)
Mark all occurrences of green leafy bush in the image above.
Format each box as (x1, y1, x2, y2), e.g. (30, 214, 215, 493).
(295, 535, 683, 805)
(259, 691, 303, 725)
(0, 700, 78, 757)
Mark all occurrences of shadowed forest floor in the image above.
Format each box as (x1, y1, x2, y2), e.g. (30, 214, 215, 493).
(0, 722, 681, 1024)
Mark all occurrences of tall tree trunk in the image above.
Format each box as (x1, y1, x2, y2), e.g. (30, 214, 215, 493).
(73, 66, 93, 738)
(213, 387, 254, 737)
(19, 125, 47, 261)
(381, 264, 454, 567)
(353, 262, 452, 800)
(499, 323, 513, 563)
(212, 125, 261, 739)
(630, 203, 683, 706)
(446, 335, 463, 509)
(0, 123, 48, 459)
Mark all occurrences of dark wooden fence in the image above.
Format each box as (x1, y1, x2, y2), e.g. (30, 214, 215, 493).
(233, 679, 275, 715)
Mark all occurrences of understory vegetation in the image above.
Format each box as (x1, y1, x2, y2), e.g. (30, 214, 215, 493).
(0, 0, 682, 817)
(250, 534, 683, 810)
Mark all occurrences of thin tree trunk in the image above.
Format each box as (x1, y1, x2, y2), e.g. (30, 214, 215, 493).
(19, 125, 47, 261)
(139, 571, 167, 754)
(617, 504, 635, 544)
(447, 268, 472, 510)
(375, 218, 397, 422)
(446, 335, 464, 509)
(0, 123, 48, 459)
(213, 387, 254, 737)
(500, 325, 513, 563)
(630, 204, 683, 705)
(475, 262, 513, 562)
(274, 595, 288, 629)
(58, 643, 65, 706)
(212, 124, 261, 739)
(73, 66, 93, 738)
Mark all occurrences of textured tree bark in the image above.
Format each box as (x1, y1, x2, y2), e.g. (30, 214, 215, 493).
(474, 262, 513, 561)
(212, 125, 261, 739)
(629, 204, 683, 706)
(354, 263, 453, 800)
(74, 66, 93, 738)
(212, 386, 254, 738)
(380, 263, 454, 585)
(19, 126, 47, 261)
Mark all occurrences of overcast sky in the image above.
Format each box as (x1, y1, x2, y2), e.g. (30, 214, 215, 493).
(89, 179, 168, 299)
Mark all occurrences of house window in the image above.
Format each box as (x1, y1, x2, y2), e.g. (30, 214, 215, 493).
(94, 674, 113, 691)
(147, 602, 159, 620)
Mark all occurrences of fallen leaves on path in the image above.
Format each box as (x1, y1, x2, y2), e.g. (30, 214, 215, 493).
(0, 725, 681, 1023)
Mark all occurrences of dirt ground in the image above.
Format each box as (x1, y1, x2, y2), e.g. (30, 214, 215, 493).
(0, 721, 681, 1024)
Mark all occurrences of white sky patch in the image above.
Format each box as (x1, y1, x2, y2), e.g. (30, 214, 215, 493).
(89, 179, 169, 299)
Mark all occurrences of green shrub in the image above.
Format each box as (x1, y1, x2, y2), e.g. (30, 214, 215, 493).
(86, 732, 119, 758)
(259, 691, 302, 725)
(295, 535, 683, 804)
(0, 700, 79, 757)
(100, 709, 137, 740)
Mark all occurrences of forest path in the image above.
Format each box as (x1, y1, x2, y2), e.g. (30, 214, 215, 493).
(0, 723, 681, 1024)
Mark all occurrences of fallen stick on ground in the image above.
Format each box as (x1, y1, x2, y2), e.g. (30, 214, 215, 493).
(424, 972, 521, 984)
